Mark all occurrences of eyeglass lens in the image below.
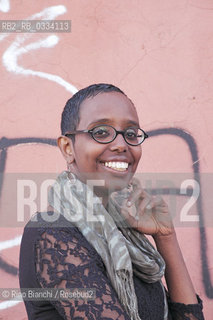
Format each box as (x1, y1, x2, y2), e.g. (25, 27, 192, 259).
(92, 125, 145, 145)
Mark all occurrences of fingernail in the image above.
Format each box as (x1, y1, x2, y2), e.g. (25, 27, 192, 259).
(127, 200, 132, 207)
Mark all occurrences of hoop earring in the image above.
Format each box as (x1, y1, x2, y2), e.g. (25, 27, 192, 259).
(67, 162, 71, 172)
(67, 163, 76, 184)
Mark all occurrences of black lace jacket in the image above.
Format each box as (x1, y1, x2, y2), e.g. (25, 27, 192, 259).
(19, 213, 204, 320)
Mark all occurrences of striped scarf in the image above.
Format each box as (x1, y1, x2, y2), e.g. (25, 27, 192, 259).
(48, 171, 168, 320)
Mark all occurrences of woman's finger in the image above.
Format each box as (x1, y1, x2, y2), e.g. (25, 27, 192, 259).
(126, 178, 151, 208)
(126, 187, 145, 207)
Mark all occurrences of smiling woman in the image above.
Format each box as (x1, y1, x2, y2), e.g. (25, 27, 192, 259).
(58, 89, 143, 201)
(19, 84, 204, 320)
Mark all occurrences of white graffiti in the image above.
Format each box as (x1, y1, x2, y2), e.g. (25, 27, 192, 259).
(0, 235, 22, 252)
(1, 5, 78, 94)
(0, 0, 10, 12)
(0, 300, 22, 310)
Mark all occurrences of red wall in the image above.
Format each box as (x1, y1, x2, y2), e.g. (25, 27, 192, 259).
(0, 1, 212, 318)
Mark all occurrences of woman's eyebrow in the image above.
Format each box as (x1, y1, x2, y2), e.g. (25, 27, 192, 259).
(124, 120, 140, 127)
(88, 119, 140, 128)
(88, 119, 112, 127)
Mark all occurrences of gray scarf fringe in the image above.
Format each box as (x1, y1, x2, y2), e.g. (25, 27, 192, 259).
(48, 171, 168, 320)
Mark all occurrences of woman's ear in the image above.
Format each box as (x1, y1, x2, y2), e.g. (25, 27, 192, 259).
(57, 136, 75, 164)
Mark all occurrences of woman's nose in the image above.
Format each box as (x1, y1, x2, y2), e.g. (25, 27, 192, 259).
(109, 133, 128, 152)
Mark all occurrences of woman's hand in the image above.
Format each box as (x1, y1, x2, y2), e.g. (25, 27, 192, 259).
(119, 178, 175, 238)
(115, 178, 199, 306)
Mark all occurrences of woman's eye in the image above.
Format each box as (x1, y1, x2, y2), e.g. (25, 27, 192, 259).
(93, 128, 110, 137)
(96, 130, 107, 135)
(126, 129, 137, 139)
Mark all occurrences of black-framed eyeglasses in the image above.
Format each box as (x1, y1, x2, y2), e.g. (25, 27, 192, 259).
(65, 124, 148, 146)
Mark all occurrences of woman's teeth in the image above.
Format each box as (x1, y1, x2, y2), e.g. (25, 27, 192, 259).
(103, 161, 128, 171)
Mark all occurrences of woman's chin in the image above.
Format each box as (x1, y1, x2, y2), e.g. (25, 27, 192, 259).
(75, 171, 133, 190)
(104, 177, 132, 194)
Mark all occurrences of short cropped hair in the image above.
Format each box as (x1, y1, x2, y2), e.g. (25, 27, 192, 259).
(61, 83, 126, 135)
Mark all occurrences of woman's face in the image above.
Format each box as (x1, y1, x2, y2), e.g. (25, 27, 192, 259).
(65, 91, 142, 192)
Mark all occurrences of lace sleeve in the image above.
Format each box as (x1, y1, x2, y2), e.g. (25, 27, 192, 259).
(168, 295, 205, 320)
(35, 227, 130, 320)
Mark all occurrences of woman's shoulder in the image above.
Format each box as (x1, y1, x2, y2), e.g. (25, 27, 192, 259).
(21, 211, 104, 263)
(22, 211, 86, 243)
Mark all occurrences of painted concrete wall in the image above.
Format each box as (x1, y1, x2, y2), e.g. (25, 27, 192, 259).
(0, 1, 212, 318)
